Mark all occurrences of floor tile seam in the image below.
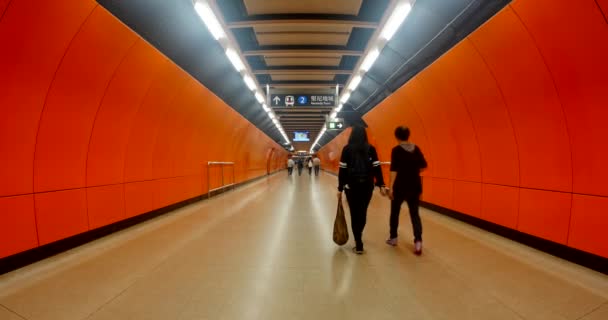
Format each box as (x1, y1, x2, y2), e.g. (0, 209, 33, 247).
(78, 203, 234, 319)
(0, 303, 28, 320)
(108, 184, 276, 283)
(81, 275, 147, 320)
(406, 233, 529, 320)
(3, 208, 211, 296)
(426, 223, 608, 318)
(574, 300, 608, 320)
(0, 200, 211, 294)
(420, 209, 608, 298)
(416, 215, 607, 318)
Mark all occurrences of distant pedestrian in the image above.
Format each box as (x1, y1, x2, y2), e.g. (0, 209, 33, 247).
(287, 157, 295, 176)
(308, 158, 313, 175)
(297, 158, 303, 176)
(313, 156, 321, 176)
(385, 126, 427, 255)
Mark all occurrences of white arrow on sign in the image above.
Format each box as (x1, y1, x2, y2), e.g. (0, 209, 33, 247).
(337, 123, 343, 129)
(273, 96, 281, 105)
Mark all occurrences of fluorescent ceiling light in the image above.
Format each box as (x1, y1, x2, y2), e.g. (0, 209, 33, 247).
(255, 92, 265, 104)
(330, 111, 337, 119)
(340, 92, 351, 104)
(360, 49, 380, 72)
(243, 75, 256, 91)
(336, 104, 343, 111)
(348, 75, 362, 91)
(269, 112, 276, 119)
(262, 104, 270, 112)
(194, 0, 225, 40)
(381, 1, 413, 41)
(226, 49, 245, 72)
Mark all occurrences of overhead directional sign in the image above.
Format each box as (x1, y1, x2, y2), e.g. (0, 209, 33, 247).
(271, 94, 335, 107)
(326, 118, 345, 130)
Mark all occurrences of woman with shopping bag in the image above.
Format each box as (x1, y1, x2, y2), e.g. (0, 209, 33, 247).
(333, 194, 349, 245)
(335, 126, 387, 254)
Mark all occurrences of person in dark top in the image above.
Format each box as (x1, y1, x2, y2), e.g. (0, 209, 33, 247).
(297, 157, 304, 176)
(338, 126, 387, 254)
(386, 126, 427, 255)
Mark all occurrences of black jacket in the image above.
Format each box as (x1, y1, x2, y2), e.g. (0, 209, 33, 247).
(390, 143, 427, 196)
(338, 144, 385, 192)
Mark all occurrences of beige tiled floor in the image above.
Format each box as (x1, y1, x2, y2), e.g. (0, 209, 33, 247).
(0, 172, 606, 320)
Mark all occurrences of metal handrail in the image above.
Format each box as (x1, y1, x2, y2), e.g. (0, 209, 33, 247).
(380, 161, 391, 165)
(207, 161, 236, 199)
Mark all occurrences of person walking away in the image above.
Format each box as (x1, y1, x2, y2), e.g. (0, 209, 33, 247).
(308, 158, 313, 175)
(337, 126, 387, 254)
(386, 126, 427, 255)
(297, 158, 304, 176)
(287, 157, 295, 176)
(313, 156, 321, 176)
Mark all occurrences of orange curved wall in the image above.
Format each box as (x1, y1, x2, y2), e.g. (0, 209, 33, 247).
(0, 0, 286, 258)
(319, 0, 608, 258)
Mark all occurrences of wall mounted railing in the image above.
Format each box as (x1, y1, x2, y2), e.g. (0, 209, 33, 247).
(207, 162, 235, 199)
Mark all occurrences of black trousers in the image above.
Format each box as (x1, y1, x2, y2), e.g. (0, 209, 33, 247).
(297, 166, 303, 175)
(308, 167, 312, 175)
(390, 193, 422, 241)
(314, 166, 320, 176)
(345, 182, 374, 250)
(288, 167, 293, 175)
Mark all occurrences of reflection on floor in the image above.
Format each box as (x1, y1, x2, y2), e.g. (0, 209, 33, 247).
(1, 172, 607, 320)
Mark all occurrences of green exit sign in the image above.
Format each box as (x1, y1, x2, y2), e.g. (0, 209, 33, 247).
(326, 118, 344, 130)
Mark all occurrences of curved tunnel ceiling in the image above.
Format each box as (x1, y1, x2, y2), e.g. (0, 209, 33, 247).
(96, 0, 510, 151)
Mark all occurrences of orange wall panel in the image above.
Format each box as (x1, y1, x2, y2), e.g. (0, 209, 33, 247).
(156, 177, 194, 209)
(421, 176, 433, 203)
(34, 6, 138, 192)
(469, 7, 572, 192)
(517, 189, 571, 244)
(481, 184, 519, 229)
(34, 189, 88, 245)
(364, 88, 433, 172)
(438, 39, 519, 186)
(595, 0, 608, 20)
(0, 0, 10, 18)
(0, 195, 38, 258)
(452, 181, 482, 218)
(510, 0, 608, 196)
(151, 75, 193, 180)
(0, 0, 97, 196)
(124, 181, 159, 218)
(123, 59, 184, 182)
(403, 77, 455, 179)
(430, 178, 453, 210)
(424, 60, 481, 183)
(87, 184, 125, 229)
(568, 195, 608, 257)
(87, 40, 165, 186)
(171, 84, 208, 178)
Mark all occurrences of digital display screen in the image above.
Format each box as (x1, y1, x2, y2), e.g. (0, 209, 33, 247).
(293, 131, 310, 142)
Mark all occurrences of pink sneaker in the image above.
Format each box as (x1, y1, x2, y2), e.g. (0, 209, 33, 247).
(385, 238, 398, 246)
(414, 241, 422, 255)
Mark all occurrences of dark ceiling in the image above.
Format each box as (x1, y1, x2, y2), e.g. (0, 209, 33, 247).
(96, 0, 510, 151)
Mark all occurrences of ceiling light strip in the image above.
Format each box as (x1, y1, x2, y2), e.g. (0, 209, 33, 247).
(193, 0, 292, 149)
(313, 0, 416, 153)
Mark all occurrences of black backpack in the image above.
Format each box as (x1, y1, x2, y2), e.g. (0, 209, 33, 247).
(349, 146, 372, 181)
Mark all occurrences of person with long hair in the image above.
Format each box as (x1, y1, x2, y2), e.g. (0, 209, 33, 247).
(385, 126, 427, 255)
(337, 126, 387, 254)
